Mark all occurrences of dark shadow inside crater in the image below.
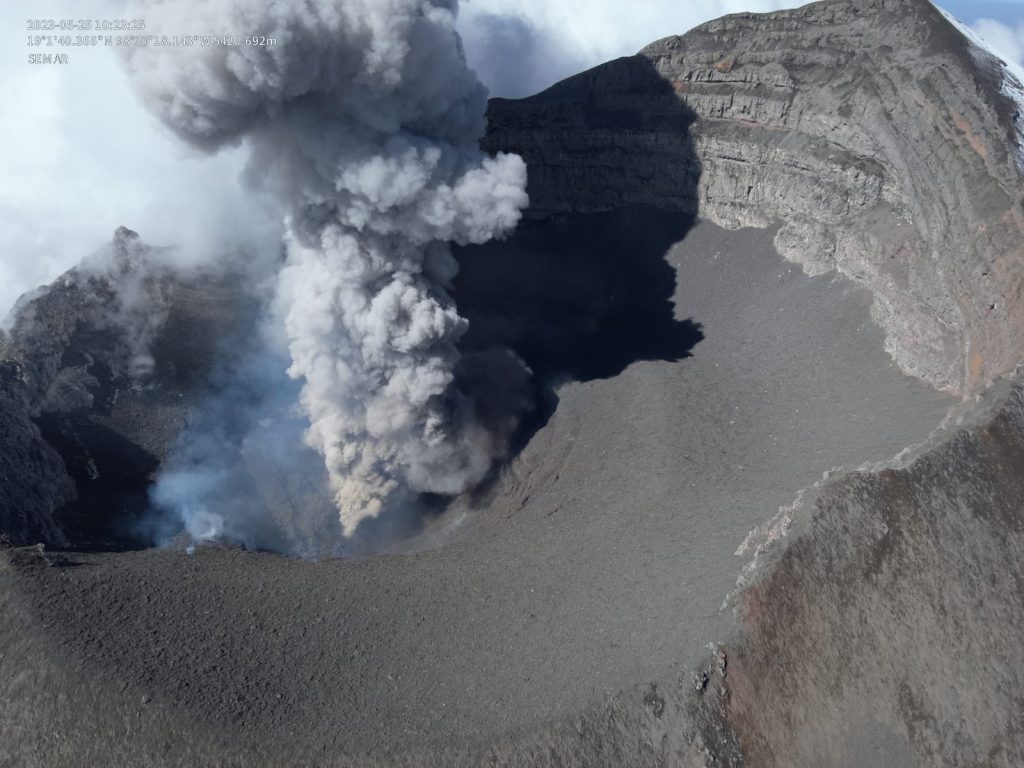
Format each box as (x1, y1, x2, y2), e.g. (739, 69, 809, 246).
(37, 413, 159, 552)
(351, 202, 707, 547)
(455, 206, 703, 381)
(362, 56, 707, 540)
(451, 54, 706, 489)
(450, 206, 704, 506)
(32, 55, 706, 554)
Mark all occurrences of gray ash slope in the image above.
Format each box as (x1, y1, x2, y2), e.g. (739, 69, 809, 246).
(1, 219, 951, 767)
(2, 1, 1024, 767)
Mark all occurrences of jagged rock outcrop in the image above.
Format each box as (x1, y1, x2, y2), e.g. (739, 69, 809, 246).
(706, 372, 1024, 768)
(485, 0, 1024, 394)
(0, 226, 164, 547)
(0, 228, 247, 547)
(0, 362, 74, 546)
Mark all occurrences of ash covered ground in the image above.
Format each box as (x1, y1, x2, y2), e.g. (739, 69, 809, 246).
(3, 0, 1024, 766)
(0, 217, 953, 765)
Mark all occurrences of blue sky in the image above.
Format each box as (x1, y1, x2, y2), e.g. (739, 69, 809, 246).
(943, 0, 1024, 25)
(939, 1, 1024, 74)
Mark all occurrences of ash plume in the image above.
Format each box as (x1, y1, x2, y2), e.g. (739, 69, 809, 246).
(121, 0, 528, 536)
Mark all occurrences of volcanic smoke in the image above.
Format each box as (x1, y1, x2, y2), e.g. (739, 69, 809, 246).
(121, 0, 528, 536)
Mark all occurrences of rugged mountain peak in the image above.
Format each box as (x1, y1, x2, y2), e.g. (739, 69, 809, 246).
(110, 226, 144, 270)
(486, 0, 1024, 395)
(0, 228, 257, 548)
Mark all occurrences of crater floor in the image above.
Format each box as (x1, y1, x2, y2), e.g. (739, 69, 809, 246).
(0, 214, 953, 765)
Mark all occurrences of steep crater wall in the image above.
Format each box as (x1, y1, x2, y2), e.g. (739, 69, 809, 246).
(475, 0, 1024, 765)
(0, 229, 256, 548)
(484, 0, 1024, 394)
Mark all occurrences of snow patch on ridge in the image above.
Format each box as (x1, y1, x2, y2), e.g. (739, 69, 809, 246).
(1003, 75, 1024, 173)
(934, 3, 1024, 173)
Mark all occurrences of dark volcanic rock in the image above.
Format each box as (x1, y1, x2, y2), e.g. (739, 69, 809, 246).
(0, 361, 74, 546)
(478, 0, 1024, 763)
(0, 227, 252, 548)
(710, 375, 1024, 768)
(485, 0, 1024, 394)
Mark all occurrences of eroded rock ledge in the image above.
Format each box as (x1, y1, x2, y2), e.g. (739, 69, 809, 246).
(485, 0, 1024, 394)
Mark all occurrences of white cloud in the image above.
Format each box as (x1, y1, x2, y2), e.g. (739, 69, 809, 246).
(3, 0, 1022, 322)
(972, 17, 1024, 65)
(8, 0, 802, 317)
(458, 0, 803, 97)
(0, 0, 277, 319)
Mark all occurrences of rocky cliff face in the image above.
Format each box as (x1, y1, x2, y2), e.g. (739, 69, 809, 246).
(475, 1, 1024, 765)
(0, 226, 161, 547)
(0, 361, 74, 546)
(0, 228, 249, 548)
(701, 374, 1024, 768)
(485, 0, 1024, 394)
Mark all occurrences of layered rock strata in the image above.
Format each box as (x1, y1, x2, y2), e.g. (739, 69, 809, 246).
(485, 0, 1024, 393)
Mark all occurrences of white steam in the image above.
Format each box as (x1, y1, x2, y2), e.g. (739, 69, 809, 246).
(122, 0, 528, 535)
(456, 0, 804, 97)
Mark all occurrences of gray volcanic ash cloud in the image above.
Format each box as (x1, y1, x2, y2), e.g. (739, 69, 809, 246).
(122, 0, 529, 536)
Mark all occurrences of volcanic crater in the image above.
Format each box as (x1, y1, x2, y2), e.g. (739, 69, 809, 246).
(3, 1, 1024, 766)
